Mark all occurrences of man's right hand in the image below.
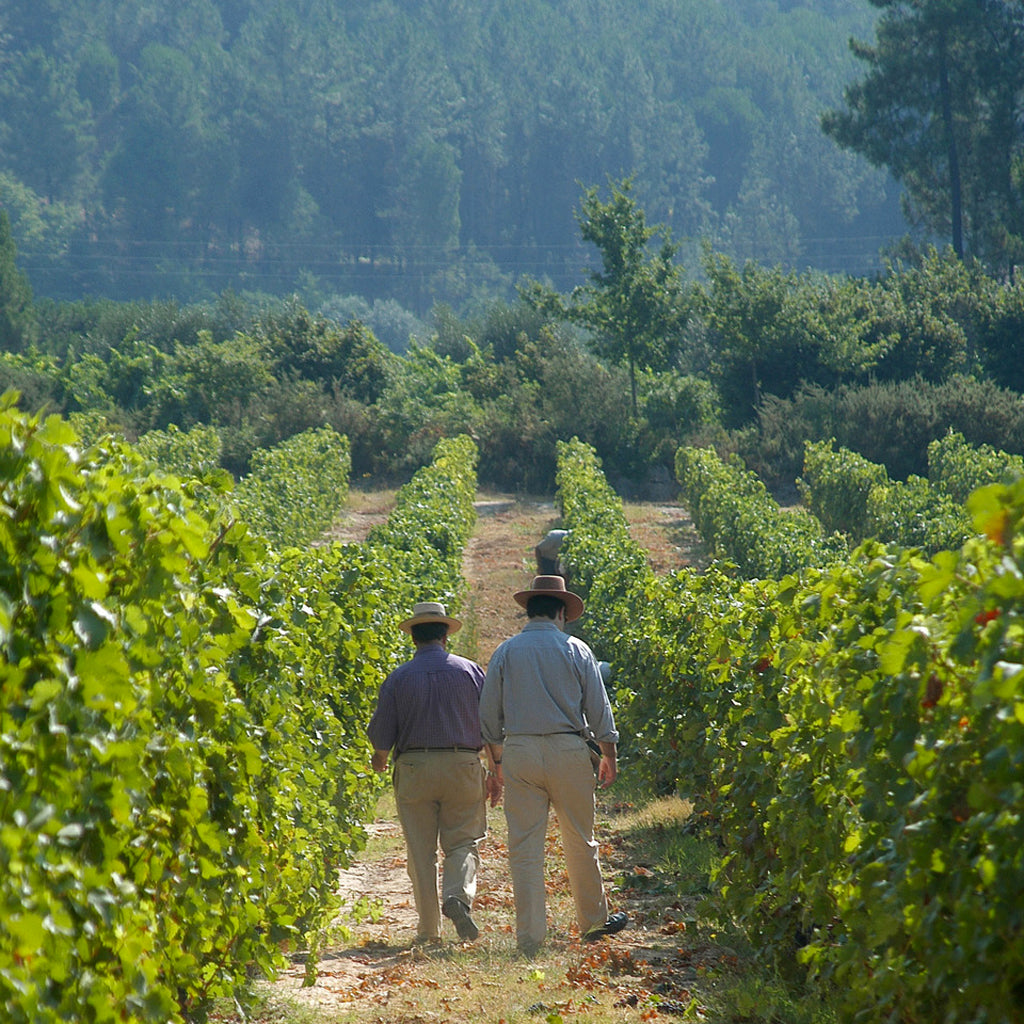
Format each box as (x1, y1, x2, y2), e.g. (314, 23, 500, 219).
(597, 742, 618, 788)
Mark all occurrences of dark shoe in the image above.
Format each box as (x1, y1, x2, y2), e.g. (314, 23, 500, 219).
(442, 896, 479, 941)
(583, 911, 629, 942)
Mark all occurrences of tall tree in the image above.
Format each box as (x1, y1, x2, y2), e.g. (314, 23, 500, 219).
(0, 49, 93, 202)
(521, 177, 689, 415)
(822, 0, 1024, 275)
(0, 209, 37, 353)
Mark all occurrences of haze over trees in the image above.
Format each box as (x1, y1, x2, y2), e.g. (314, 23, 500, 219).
(0, 0, 905, 312)
(823, 0, 1024, 276)
(1, 0, 1023, 499)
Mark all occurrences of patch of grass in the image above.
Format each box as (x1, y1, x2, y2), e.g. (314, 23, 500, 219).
(209, 990, 325, 1024)
(346, 485, 399, 514)
(368, 786, 399, 835)
(614, 793, 694, 832)
(703, 971, 840, 1024)
(610, 795, 716, 897)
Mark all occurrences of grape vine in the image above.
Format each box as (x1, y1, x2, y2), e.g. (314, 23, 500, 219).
(0, 395, 478, 1023)
(556, 436, 1024, 1024)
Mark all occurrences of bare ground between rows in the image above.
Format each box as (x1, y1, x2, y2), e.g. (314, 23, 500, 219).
(248, 490, 711, 1021)
(262, 804, 731, 1022)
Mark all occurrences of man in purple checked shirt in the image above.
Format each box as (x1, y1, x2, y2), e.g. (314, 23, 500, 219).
(368, 601, 501, 944)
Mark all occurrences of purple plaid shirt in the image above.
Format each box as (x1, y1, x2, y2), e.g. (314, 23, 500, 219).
(367, 643, 485, 753)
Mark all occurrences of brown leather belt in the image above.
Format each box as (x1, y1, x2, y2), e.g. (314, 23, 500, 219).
(400, 746, 481, 753)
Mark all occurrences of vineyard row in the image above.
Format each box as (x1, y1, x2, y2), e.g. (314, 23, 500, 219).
(556, 436, 1024, 1024)
(0, 396, 478, 1024)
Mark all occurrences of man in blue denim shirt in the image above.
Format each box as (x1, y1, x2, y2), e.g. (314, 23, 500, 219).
(480, 576, 628, 956)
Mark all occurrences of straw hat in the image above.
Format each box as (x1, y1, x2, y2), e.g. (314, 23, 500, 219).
(399, 601, 462, 634)
(513, 575, 585, 622)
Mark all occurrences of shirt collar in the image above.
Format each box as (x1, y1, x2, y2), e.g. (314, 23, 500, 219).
(413, 641, 447, 656)
(523, 619, 563, 633)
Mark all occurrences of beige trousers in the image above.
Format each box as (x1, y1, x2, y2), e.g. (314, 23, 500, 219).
(502, 734, 609, 950)
(393, 749, 487, 939)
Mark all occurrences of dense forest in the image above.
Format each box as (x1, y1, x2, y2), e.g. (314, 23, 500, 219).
(4, 194, 1024, 498)
(0, 0, 906, 313)
(2, 0, 1023, 498)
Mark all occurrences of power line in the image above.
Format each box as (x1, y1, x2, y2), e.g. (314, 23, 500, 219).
(17, 234, 898, 298)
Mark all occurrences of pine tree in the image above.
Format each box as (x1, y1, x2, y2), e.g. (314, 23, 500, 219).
(0, 208, 36, 353)
(822, 0, 1024, 275)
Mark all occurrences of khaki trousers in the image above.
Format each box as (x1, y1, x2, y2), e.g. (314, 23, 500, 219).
(502, 734, 608, 950)
(393, 749, 487, 939)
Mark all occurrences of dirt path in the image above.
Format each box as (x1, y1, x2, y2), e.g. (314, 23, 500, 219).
(252, 490, 708, 1022)
(457, 494, 561, 664)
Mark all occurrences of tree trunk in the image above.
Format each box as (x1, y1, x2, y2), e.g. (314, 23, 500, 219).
(937, 27, 964, 259)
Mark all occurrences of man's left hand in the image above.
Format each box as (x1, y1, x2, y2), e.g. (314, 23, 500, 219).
(486, 773, 503, 807)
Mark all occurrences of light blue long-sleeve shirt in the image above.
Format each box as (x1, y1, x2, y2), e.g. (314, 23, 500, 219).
(480, 619, 619, 745)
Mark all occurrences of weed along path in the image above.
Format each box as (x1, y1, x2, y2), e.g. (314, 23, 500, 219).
(238, 490, 743, 1024)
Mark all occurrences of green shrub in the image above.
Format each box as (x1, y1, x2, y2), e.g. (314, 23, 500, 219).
(675, 444, 846, 577)
(870, 248, 987, 382)
(135, 423, 223, 479)
(232, 426, 351, 549)
(927, 429, 1024, 503)
(0, 402, 359, 1021)
(253, 303, 393, 401)
(798, 438, 887, 539)
(0, 406, 480, 1022)
(978, 276, 1024, 391)
(365, 433, 479, 610)
(865, 473, 970, 555)
(799, 437, 972, 554)
(0, 354, 62, 415)
(567, 437, 1024, 1022)
(555, 438, 652, 640)
(752, 376, 1024, 486)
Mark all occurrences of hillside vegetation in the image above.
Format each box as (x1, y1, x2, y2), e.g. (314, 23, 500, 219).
(3, 211, 1024, 498)
(1, 0, 898, 308)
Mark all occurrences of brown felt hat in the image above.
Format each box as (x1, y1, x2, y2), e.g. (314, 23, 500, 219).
(513, 575, 584, 622)
(399, 601, 462, 634)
